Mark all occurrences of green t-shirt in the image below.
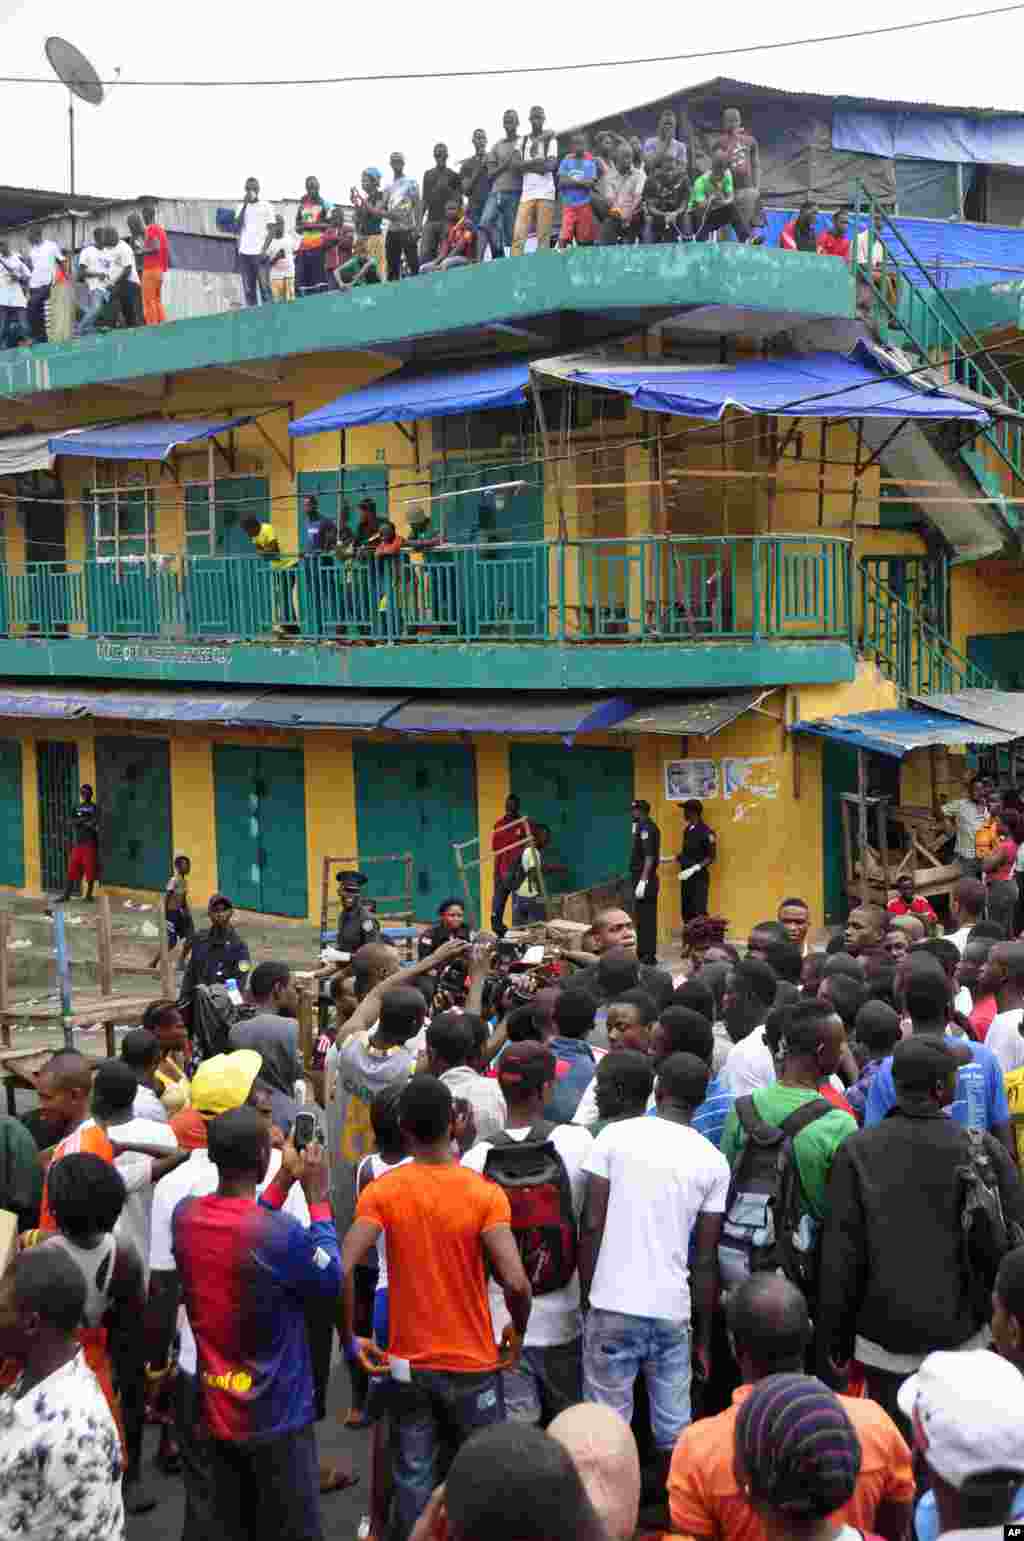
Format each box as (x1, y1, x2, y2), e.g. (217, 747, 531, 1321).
(338, 255, 381, 286)
(719, 1084, 856, 1220)
(689, 169, 734, 209)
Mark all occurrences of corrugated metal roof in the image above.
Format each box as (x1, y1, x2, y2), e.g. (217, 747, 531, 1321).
(910, 690, 1024, 738)
(616, 690, 773, 737)
(0, 688, 406, 729)
(790, 707, 1016, 759)
(383, 696, 634, 738)
(230, 695, 407, 730)
(568, 74, 1024, 136)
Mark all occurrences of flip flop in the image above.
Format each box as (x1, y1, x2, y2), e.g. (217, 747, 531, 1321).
(343, 1408, 371, 1429)
(319, 1464, 360, 1494)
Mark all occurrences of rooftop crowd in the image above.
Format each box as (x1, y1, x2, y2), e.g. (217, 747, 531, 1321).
(3, 770, 1022, 1541)
(0, 102, 888, 349)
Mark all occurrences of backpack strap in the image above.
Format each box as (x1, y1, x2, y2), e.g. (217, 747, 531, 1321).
(489, 1121, 556, 1150)
(736, 1094, 785, 1146)
(778, 1098, 833, 1138)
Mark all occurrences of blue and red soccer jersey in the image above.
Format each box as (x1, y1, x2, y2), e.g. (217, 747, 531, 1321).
(172, 1183, 340, 1443)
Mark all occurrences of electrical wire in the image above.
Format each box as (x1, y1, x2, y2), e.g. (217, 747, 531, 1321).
(4, 2, 1024, 85)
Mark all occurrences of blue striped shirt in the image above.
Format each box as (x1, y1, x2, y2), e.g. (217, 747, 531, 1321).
(647, 1071, 735, 1149)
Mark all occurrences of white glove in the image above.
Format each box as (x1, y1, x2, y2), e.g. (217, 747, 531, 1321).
(634, 880, 647, 899)
(679, 864, 700, 882)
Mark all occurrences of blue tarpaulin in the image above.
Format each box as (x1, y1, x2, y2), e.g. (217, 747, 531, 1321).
(833, 109, 1024, 169)
(51, 416, 254, 461)
(790, 707, 1016, 760)
(289, 361, 531, 438)
(553, 342, 988, 423)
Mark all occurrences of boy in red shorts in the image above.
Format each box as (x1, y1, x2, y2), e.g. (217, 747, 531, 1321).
(61, 783, 100, 901)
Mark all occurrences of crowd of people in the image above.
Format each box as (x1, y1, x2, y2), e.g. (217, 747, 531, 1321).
(0, 102, 893, 349)
(4, 766, 1024, 1541)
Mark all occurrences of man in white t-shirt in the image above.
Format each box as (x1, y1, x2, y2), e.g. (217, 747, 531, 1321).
(463, 1041, 592, 1424)
(26, 225, 63, 342)
(75, 226, 111, 336)
(104, 225, 143, 328)
(149, 1051, 312, 1534)
(579, 1051, 729, 1470)
(265, 214, 298, 302)
(511, 106, 559, 256)
(0, 240, 29, 348)
(236, 176, 275, 306)
(979, 942, 1024, 1074)
(718, 958, 778, 1096)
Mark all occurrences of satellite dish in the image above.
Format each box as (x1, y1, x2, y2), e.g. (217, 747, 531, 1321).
(45, 37, 105, 105)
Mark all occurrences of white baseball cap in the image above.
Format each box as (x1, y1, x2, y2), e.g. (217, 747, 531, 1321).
(898, 1350, 1024, 1489)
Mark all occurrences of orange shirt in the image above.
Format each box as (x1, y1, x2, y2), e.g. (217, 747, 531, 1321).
(668, 1384, 914, 1541)
(357, 1161, 511, 1373)
(39, 1120, 115, 1232)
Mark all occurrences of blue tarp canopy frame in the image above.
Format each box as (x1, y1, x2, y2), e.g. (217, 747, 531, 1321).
(51, 416, 255, 462)
(289, 361, 531, 438)
(546, 342, 988, 424)
(381, 695, 633, 742)
(790, 707, 1016, 760)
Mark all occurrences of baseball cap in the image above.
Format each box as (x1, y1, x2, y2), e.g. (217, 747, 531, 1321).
(191, 1051, 262, 1117)
(497, 1041, 556, 1093)
(897, 1350, 1024, 1488)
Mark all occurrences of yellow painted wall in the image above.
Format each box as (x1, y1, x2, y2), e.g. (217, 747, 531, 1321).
(5, 661, 896, 939)
(950, 559, 1024, 658)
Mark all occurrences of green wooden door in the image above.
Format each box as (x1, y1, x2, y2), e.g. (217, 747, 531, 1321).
(353, 743, 478, 921)
(95, 736, 172, 891)
(213, 745, 308, 917)
(429, 458, 543, 543)
(297, 466, 389, 536)
(0, 741, 25, 887)
(508, 744, 633, 895)
(822, 738, 859, 926)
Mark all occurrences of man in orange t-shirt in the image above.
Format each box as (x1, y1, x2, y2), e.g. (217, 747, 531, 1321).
(342, 1073, 531, 1541)
(139, 201, 169, 325)
(668, 1275, 913, 1541)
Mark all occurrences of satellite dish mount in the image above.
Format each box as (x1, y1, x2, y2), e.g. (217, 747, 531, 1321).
(44, 37, 105, 198)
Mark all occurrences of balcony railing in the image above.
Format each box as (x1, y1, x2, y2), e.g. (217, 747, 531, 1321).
(0, 536, 854, 648)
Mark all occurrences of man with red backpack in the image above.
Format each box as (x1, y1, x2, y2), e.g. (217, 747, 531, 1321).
(462, 1040, 592, 1425)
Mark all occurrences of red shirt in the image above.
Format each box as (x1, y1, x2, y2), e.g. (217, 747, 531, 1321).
(970, 995, 998, 1041)
(818, 232, 851, 258)
(143, 223, 170, 273)
(492, 814, 530, 882)
(439, 218, 477, 263)
(887, 895, 938, 924)
(819, 1082, 855, 1117)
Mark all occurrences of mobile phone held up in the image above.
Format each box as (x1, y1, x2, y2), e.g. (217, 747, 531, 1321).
(292, 1110, 319, 1153)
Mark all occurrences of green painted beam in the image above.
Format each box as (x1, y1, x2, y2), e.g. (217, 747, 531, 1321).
(0, 635, 854, 691)
(0, 246, 854, 405)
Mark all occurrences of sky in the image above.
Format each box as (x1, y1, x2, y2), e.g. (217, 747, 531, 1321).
(3, 0, 1024, 203)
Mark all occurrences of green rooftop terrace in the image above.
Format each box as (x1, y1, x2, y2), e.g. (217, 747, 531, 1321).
(0, 244, 855, 405)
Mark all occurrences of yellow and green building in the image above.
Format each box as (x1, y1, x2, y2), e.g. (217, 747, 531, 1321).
(0, 216, 1021, 944)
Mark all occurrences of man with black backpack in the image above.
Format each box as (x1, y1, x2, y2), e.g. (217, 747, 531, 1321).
(462, 1040, 592, 1425)
(719, 998, 854, 1304)
(817, 1034, 1024, 1430)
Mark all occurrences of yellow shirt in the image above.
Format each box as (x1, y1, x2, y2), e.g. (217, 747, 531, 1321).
(252, 522, 296, 571)
(976, 817, 1000, 860)
(1007, 1066, 1024, 1164)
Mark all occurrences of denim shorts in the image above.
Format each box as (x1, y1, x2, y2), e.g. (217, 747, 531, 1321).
(501, 1338, 582, 1426)
(583, 1307, 691, 1450)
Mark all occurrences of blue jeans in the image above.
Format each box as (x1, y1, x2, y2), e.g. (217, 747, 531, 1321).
(583, 1308, 691, 1450)
(238, 251, 271, 306)
(502, 1339, 582, 1426)
(387, 1368, 504, 1541)
(479, 189, 520, 258)
(0, 305, 26, 348)
(76, 287, 109, 336)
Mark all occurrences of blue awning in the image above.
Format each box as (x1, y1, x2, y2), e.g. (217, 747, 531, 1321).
(51, 416, 254, 461)
(542, 342, 988, 423)
(289, 361, 531, 438)
(0, 687, 406, 729)
(790, 707, 1016, 759)
(383, 695, 633, 741)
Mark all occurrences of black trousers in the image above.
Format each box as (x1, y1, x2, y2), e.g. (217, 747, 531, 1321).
(27, 284, 50, 341)
(386, 230, 420, 281)
(633, 877, 660, 964)
(207, 1426, 324, 1541)
(491, 871, 516, 935)
(681, 868, 710, 921)
(692, 200, 750, 242)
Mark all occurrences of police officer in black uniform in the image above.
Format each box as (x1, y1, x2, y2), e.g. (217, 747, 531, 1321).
(630, 798, 661, 965)
(181, 893, 252, 996)
(677, 797, 717, 920)
(335, 870, 382, 955)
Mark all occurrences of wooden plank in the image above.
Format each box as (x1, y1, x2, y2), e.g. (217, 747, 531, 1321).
(0, 912, 9, 1050)
(296, 985, 314, 1073)
(96, 896, 113, 997)
(157, 906, 174, 1000)
(0, 1209, 17, 1279)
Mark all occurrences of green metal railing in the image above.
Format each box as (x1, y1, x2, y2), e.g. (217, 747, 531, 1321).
(858, 561, 991, 694)
(0, 536, 854, 648)
(850, 183, 1024, 511)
